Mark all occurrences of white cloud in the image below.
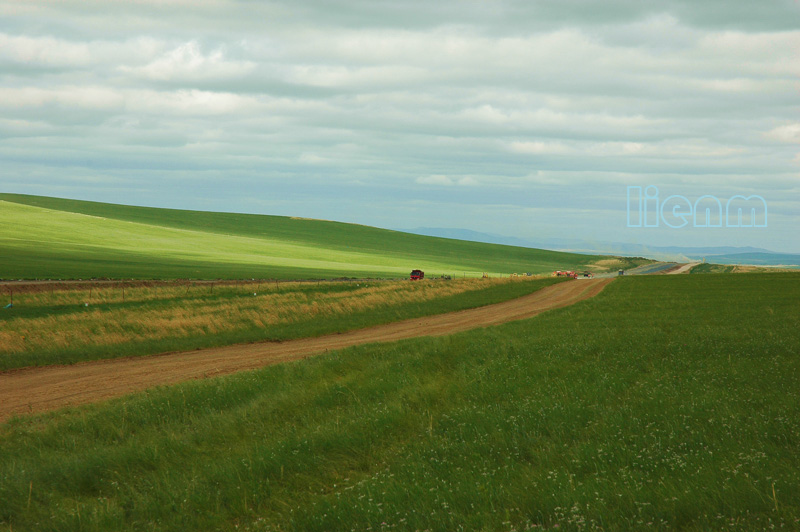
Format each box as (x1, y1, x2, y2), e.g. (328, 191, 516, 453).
(0, 33, 92, 66)
(766, 124, 800, 143)
(121, 40, 255, 81)
(693, 78, 784, 94)
(697, 30, 800, 77)
(0, 33, 168, 71)
(586, 140, 744, 158)
(285, 64, 429, 88)
(586, 142, 646, 156)
(509, 141, 572, 155)
(0, 85, 259, 118)
(417, 175, 455, 186)
(0, 86, 124, 110)
(128, 89, 258, 115)
(298, 153, 330, 165)
(416, 175, 480, 187)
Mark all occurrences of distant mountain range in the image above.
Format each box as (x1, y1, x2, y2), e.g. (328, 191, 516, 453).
(400, 227, 800, 268)
(700, 253, 800, 267)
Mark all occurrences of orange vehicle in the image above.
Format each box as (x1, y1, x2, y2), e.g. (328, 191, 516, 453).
(410, 269, 424, 280)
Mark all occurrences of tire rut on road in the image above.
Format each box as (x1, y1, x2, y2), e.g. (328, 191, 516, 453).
(0, 278, 612, 422)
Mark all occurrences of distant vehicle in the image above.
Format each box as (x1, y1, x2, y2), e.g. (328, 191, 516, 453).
(410, 269, 424, 280)
(618, 269, 625, 276)
(554, 270, 578, 279)
(582, 272, 594, 278)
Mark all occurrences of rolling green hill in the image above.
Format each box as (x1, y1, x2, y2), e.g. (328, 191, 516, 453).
(0, 193, 646, 280)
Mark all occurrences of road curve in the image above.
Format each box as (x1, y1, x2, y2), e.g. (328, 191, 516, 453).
(0, 278, 612, 422)
(666, 262, 700, 274)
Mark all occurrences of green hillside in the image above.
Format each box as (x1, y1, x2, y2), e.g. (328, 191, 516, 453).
(0, 194, 645, 280)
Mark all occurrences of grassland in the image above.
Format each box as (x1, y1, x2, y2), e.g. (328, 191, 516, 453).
(1, 272, 798, 531)
(0, 194, 648, 280)
(0, 277, 563, 370)
(691, 263, 738, 274)
(690, 263, 787, 274)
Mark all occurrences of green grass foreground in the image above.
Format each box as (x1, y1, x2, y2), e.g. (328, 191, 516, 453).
(1, 273, 799, 531)
(0, 194, 647, 279)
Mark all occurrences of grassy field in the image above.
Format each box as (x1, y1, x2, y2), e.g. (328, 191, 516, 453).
(691, 264, 738, 274)
(1, 272, 798, 531)
(0, 194, 648, 280)
(0, 277, 563, 370)
(690, 263, 787, 274)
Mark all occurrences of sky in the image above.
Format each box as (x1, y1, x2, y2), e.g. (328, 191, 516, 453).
(1, 0, 798, 253)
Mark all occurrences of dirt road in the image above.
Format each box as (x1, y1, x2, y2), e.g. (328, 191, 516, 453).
(0, 278, 612, 422)
(666, 263, 700, 274)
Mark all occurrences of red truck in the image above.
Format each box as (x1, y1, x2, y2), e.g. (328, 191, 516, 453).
(410, 269, 424, 280)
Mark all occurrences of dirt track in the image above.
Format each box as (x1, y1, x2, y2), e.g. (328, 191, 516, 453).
(0, 278, 612, 422)
(666, 262, 700, 274)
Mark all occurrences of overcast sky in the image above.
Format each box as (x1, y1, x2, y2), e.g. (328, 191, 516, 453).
(1, 0, 798, 253)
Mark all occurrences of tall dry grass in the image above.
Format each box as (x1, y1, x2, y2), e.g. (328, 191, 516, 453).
(0, 278, 518, 357)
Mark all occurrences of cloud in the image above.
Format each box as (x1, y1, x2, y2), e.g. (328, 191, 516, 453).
(766, 124, 800, 143)
(509, 141, 572, 155)
(0, 33, 92, 67)
(285, 64, 429, 89)
(416, 175, 479, 187)
(0, 32, 167, 73)
(0, 86, 258, 117)
(121, 41, 256, 81)
(1, 0, 798, 252)
(0, 86, 124, 110)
